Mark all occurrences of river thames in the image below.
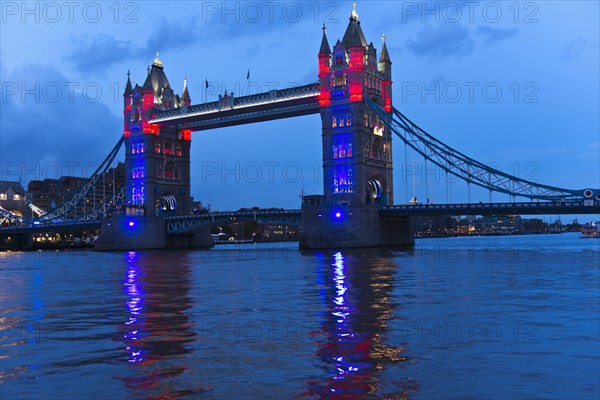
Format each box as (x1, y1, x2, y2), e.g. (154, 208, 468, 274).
(1, 233, 598, 399)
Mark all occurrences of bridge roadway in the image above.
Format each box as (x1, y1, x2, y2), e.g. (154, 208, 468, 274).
(167, 200, 599, 234)
(150, 83, 320, 131)
(1, 200, 597, 235)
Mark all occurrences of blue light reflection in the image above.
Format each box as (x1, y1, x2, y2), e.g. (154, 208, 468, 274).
(123, 251, 145, 363)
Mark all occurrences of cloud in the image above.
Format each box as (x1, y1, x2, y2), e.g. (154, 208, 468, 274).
(0, 64, 122, 182)
(143, 18, 204, 55)
(561, 37, 593, 60)
(475, 26, 518, 44)
(405, 23, 474, 60)
(66, 17, 204, 74)
(67, 34, 136, 76)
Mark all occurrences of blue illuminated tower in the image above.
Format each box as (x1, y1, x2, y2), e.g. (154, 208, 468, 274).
(300, 6, 406, 249)
(123, 54, 193, 215)
(318, 7, 393, 207)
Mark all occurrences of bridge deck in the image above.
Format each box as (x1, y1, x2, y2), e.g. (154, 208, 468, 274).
(380, 200, 600, 216)
(150, 84, 320, 131)
(1, 201, 597, 235)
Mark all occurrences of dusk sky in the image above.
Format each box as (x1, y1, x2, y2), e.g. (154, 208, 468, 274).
(1, 1, 598, 210)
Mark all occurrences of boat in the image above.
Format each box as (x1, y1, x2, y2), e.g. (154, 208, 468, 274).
(580, 221, 600, 238)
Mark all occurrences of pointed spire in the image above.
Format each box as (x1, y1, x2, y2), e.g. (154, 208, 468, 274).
(319, 23, 331, 55)
(379, 33, 391, 64)
(342, 4, 367, 49)
(124, 70, 133, 96)
(181, 76, 191, 106)
(142, 65, 153, 91)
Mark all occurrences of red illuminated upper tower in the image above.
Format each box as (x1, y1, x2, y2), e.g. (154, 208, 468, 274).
(319, 6, 394, 206)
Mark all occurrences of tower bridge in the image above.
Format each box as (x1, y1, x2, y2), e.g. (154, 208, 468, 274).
(1, 5, 598, 250)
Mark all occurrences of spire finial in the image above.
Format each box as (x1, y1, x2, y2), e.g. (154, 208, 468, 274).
(351, 3, 358, 20)
(147, 65, 150, 74)
(382, 33, 386, 44)
(127, 70, 131, 79)
(322, 23, 326, 33)
(153, 52, 162, 67)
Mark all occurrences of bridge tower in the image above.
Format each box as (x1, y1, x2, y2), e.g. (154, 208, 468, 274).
(123, 54, 192, 216)
(318, 7, 393, 207)
(300, 6, 412, 249)
(96, 54, 210, 250)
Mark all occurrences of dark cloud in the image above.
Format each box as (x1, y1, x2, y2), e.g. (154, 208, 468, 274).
(475, 26, 518, 44)
(405, 23, 474, 60)
(0, 64, 122, 182)
(66, 12, 296, 73)
(143, 18, 203, 55)
(67, 34, 136, 75)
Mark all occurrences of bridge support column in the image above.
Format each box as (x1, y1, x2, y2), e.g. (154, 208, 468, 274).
(94, 216, 167, 251)
(300, 205, 415, 249)
(167, 227, 214, 249)
(379, 215, 415, 247)
(300, 205, 381, 249)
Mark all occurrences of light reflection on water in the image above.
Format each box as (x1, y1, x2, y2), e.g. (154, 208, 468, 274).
(0, 234, 598, 399)
(302, 250, 416, 399)
(117, 251, 208, 399)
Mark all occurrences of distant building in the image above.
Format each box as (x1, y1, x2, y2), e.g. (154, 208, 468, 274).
(256, 223, 298, 241)
(0, 181, 29, 221)
(28, 163, 125, 218)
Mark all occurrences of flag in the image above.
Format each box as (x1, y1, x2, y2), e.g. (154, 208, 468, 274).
(205, 78, 209, 89)
(246, 69, 250, 80)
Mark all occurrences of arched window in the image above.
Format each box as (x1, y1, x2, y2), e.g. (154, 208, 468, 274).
(164, 162, 174, 179)
(348, 143, 353, 157)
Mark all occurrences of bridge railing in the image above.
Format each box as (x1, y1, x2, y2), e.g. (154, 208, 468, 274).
(151, 84, 319, 123)
(380, 200, 588, 211)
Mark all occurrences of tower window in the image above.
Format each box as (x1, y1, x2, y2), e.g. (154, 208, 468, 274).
(164, 141, 173, 155)
(348, 143, 353, 157)
(155, 141, 161, 153)
(347, 115, 352, 126)
(332, 116, 337, 128)
(333, 146, 339, 159)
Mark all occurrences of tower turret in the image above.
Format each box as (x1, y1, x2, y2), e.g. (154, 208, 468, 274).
(378, 34, 393, 112)
(123, 70, 133, 111)
(318, 24, 332, 107)
(181, 77, 191, 107)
